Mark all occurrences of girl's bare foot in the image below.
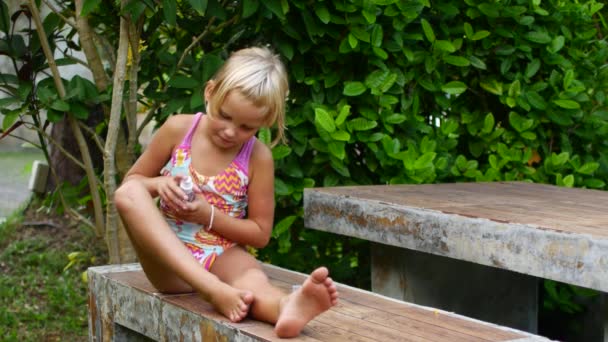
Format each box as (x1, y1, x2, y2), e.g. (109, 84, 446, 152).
(274, 267, 339, 338)
(206, 282, 254, 322)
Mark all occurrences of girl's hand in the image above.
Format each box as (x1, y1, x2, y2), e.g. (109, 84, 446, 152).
(173, 190, 213, 226)
(157, 175, 190, 212)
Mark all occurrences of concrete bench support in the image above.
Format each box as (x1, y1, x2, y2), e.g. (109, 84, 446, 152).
(88, 263, 552, 342)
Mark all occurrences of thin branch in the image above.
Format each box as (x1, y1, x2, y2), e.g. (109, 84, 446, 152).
(137, 15, 237, 138)
(176, 17, 217, 69)
(22, 121, 86, 169)
(29, 0, 105, 236)
(41, 0, 76, 29)
(0, 131, 42, 149)
(78, 121, 105, 152)
(68, 207, 96, 231)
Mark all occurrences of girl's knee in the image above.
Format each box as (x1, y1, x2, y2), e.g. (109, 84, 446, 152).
(235, 268, 269, 287)
(114, 179, 144, 212)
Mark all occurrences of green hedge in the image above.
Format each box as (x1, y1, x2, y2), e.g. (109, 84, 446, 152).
(2, 0, 606, 290)
(100, 0, 607, 283)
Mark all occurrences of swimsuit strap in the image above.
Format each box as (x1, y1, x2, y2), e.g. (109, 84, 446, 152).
(179, 112, 204, 148)
(233, 137, 257, 174)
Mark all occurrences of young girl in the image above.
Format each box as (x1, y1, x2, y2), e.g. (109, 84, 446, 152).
(114, 46, 338, 338)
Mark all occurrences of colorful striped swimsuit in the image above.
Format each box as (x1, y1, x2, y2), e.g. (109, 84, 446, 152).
(160, 113, 255, 270)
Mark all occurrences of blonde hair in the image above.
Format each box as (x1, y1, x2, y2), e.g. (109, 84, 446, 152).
(206, 46, 289, 146)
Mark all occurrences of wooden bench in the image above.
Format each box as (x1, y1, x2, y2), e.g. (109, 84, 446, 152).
(304, 181, 608, 340)
(88, 263, 551, 341)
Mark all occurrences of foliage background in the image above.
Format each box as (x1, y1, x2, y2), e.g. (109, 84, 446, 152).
(1, 0, 607, 340)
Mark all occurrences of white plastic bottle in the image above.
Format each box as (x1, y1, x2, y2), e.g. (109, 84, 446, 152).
(180, 175, 196, 202)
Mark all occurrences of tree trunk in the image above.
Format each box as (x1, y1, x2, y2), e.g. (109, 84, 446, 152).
(46, 107, 104, 192)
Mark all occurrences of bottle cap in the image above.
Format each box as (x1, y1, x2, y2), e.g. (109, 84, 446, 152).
(180, 175, 193, 190)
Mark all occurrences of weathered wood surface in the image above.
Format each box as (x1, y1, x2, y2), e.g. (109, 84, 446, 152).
(304, 181, 608, 292)
(88, 263, 550, 341)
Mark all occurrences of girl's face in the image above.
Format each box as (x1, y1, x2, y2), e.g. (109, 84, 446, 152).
(205, 89, 267, 150)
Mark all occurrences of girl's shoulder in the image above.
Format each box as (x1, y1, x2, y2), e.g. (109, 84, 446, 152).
(162, 114, 198, 132)
(248, 138, 274, 174)
(155, 114, 199, 148)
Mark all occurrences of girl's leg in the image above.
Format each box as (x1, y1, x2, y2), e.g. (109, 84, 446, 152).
(114, 179, 253, 322)
(211, 246, 339, 338)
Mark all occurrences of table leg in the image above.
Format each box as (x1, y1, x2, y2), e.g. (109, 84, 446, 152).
(371, 242, 539, 333)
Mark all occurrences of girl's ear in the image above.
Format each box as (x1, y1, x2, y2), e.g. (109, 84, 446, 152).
(204, 80, 215, 102)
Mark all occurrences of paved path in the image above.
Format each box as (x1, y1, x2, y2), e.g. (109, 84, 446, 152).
(0, 148, 43, 222)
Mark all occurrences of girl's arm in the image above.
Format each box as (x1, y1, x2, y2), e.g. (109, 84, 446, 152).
(122, 115, 188, 202)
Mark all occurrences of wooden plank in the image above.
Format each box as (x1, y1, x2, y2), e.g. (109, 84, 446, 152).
(104, 266, 540, 342)
(262, 264, 527, 342)
(311, 182, 608, 237)
(304, 182, 608, 292)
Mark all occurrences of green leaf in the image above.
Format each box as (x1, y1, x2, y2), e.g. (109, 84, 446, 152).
(521, 131, 536, 140)
(272, 215, 297, 238)
(552, 152, 570, 166)
(577, 162, 599, 175)
(508, 80, 521, 98)
(553, 99, 580, 109)
(2, 111, 19, 131)
(0, 97, 20, 108)
(421, 19, 435, 43)
(471, 30, 490, 40)
(50, 100, 70, 112)
(414, 152, 436, 170)
(525, 59, 541, 78)
(525, 31, 552, 44)
(525, 91, 547, 110)
(202, 54, 224, 82)
(435, 40, 455, 53)
(347, 118, 377, 131)
(478, 3, 499, 17)
(328, 141, 346, 160)
(258, 127, 271, 145)
(480, 80, 503, 95)
(343, 82, 367, 96)
(163, 0, 177, 26)
(373, 47, 388, 60)
(441, 81, 467, 95)
(263, 0, 286, 19)
(272, 145, 292, 160)
(187, 0, 208, 15)
(362, 9, 376, 24)
(80, 0, 102, 17)
(315, 6, 330, 24)
(371, 24, 384, 47)
(314, 108, 336, 133)
(335, 104, 351, 126)
(519, 16, 535, 25)
(348, 33, 358, 49)
(384, 114, 407, 124)
(443, 55, 470, 67)
(549, 36, 565, 53)
(482, 113, 494, 134)
(242, 0, 259, 18)
(330, 130, 351, 141)
(274, 178, 291, 196)
(70, 102, 89, 119)
(463, 22, 474, 39)
(509, 112, 534, 132)
(563, 70, 574, 89)
(0, 1, 9, 34)
(585, 179, 605, 189)
(168, 76, 200, 89)
(469, 55, 487, 70)
(563, 174, 574, 187)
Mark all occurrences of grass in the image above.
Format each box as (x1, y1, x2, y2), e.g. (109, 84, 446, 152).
(0, 205, 107, 341)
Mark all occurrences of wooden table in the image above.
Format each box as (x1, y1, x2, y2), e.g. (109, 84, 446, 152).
(304, 181, 608, 340)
